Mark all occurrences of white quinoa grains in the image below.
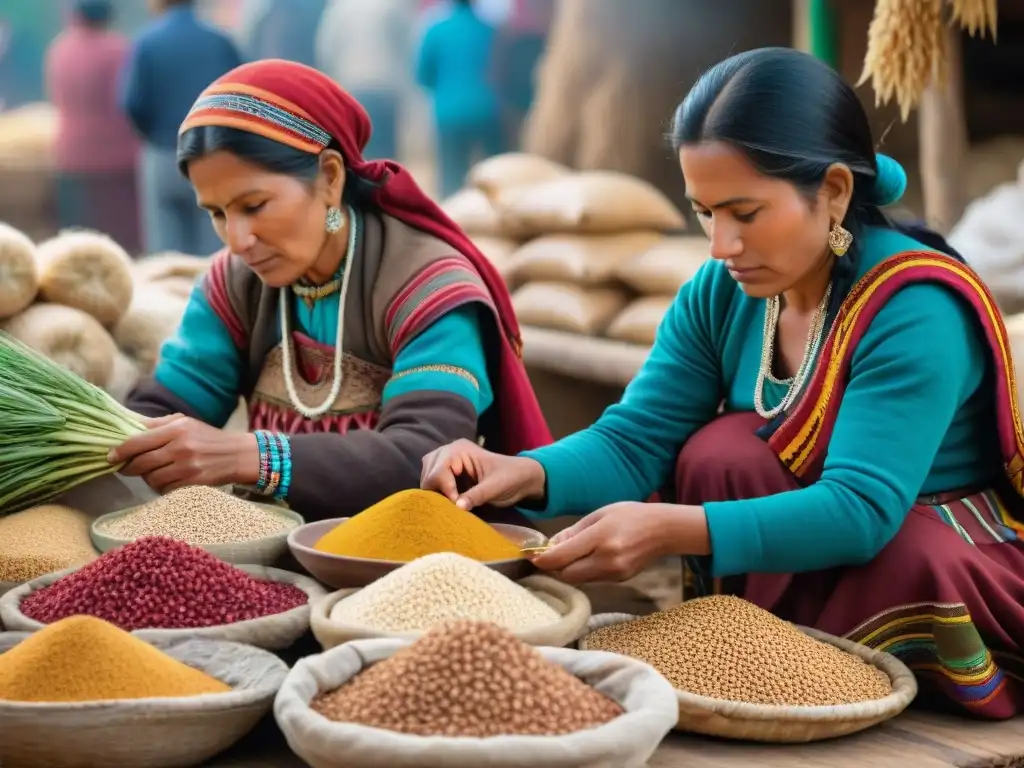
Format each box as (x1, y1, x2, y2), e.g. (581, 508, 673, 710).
(96, 486, 298, 545)
(584, 595, 893, 707)
(329, 552, 562, 633)
(312, 620, 624, 736)
(0, 505, 97, 582)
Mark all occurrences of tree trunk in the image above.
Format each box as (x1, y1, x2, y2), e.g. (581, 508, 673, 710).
(523, 0, 794, 208)
(919, 26, 968, 235)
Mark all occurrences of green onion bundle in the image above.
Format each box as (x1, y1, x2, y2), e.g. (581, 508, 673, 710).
(0, 332, 145, 514)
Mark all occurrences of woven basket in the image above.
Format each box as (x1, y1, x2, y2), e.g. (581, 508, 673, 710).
(310, 574, 592, 650)
(0, 634, 288, 767)
(90, 503, 304, 566)
(0, 565, 328, 651)
(578, 613, 918, 743)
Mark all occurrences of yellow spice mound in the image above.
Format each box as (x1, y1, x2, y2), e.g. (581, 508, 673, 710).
(0, 615, 231, 703)
(314, 489, 521, 562)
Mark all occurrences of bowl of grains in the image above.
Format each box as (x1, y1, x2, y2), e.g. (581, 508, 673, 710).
(90, 485, 304, 566)
(275, 620, 678, 768)
(0, 505, 98, 604)
(0, 617, 288, 767)
(287, 490, 546, 588)
(0, 537, 329, 650)
(578, 596, 919, 743)
(310, 553, 592, 649)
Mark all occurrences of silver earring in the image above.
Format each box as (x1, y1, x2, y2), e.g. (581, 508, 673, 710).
(325, 205, 343, 234)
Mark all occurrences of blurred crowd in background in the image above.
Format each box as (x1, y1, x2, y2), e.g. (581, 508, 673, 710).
(0, 0, 554, 256)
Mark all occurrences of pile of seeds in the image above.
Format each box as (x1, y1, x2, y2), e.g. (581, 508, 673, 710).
(584, 595, 892, 706)
(0, 615, 230, 703)
(95, 485, 298, 545)
(329, 552, 561, 633)
(0, 505, 97, 583)
(19, 536, 308, 630)
(312, 620, 623, 736)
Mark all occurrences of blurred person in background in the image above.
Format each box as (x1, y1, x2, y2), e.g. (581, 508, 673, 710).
(416, 0, 505, 197)
(241, 0, 324, 67)
(46, 1, 141, 253)
(317, 0, 416, 162)
(120, 0, 242, 256)
(491, 0, 553, 146)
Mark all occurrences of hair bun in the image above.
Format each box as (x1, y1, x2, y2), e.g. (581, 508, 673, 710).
(872, 153, 907, 207)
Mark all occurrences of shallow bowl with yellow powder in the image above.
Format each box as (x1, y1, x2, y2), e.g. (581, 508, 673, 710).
(0, 631, 288, 766)
(288, 518, 545, 589)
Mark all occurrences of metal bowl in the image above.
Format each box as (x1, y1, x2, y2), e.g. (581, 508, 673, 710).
(286, 518, 546, 589)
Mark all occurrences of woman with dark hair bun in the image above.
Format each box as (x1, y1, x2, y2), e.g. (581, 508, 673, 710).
(112, 59, 550, 522)
(422, 48, 1024, 717)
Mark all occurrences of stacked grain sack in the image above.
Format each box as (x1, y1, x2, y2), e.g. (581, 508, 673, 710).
(0, 104, 59, 239)
(442, 153, 705, 343)
(604, 236, 710, 347)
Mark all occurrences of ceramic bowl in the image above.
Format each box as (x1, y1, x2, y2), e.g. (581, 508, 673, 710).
(286, 518, 545, 588)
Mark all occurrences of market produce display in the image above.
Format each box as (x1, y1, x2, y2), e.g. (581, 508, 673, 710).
(0, 615, 229, 703)
(311, 620, 623, 737)
(329, 553, 561, 633)
(313, 489, 522, 563)
(19, 537, 308, 630)
(0, 332, 145, 514)
(0, 505, 96, 583)
(583, 595, 893, 706)
(95, 486, 299, 546)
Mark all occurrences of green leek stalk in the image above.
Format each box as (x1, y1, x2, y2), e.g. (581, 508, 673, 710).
(0, 332, 146, 514)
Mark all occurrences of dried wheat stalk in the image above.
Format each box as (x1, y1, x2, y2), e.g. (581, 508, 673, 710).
(859, 0, 949, 122)
(949, 0, 998, 39)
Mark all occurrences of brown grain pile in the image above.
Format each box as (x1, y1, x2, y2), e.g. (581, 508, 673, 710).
(312, 620, 623, 736)
(584, 595, 892, 707)
(0, 505, 97, 582)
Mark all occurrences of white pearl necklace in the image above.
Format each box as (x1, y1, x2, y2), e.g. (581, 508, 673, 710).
(753, 283, 832, 420)
(279, 204, 359, 420)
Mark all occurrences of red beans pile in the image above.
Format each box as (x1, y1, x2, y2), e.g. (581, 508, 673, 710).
(20, 536, 308, 630)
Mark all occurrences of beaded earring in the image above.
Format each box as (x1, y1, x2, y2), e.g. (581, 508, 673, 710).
(325, 205, 343, 234)
(828, 221, 853, 257)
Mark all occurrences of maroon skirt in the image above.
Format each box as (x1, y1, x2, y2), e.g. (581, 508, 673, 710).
(675, 411, 1024, 719)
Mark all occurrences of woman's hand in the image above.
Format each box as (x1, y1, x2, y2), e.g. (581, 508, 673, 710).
(108, 414, 261, 494)
(420, 438, 547, 510)
(531, 503, 710, 584)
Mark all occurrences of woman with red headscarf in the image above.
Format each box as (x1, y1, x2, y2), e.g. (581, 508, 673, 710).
(112, 59, 551, 521)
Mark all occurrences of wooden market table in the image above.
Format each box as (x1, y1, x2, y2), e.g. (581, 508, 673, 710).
(211, 709, 1024, 767)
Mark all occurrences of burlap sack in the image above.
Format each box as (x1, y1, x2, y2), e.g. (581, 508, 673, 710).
(512, 282, 630, 336)
(614, 236, 710, 295)
(440, 188, 507, 237)
(506, 232, 663, 286)
(309, 574, 592, 650)
(468, 153, 572, 198)
(471, 235, 521, 279)
(0, 634, 287, 768)
(605, 296, 674, 346)
(0, 565, 326, 651)
(3, 303, 119, 389)
(496, 171, 685, 238)
(274, 638, 678, 768)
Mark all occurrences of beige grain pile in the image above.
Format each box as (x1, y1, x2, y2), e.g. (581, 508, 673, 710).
(584, 595, 892, 707)
(312, 620, 623, 736)
(96, 485, 297, 545)
(0, 505, 97, 582)
(329, 552, 561, 633)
